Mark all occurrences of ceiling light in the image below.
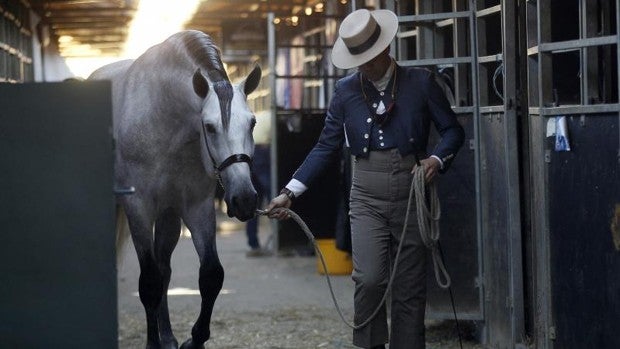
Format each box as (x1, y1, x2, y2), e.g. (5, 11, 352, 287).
(305, 7, 312, 15)
(58, 35, 73, 44)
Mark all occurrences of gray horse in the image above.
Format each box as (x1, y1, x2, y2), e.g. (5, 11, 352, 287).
(89, 30, 261, 349)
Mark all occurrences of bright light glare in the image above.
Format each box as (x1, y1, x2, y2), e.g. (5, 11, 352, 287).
(65, 0, 201, 78)
(131, 287, 236, 296)
(123, 0, 202, 58)
(58, 35, 73, 44)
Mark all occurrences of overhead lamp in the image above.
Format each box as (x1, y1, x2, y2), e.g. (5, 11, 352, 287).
(273, 17, 281, 24)
(305, 7, 312, 16)
(314, 2, 324, 13)
(58, 35, 73, 44)
(340, 0, 348, 4)
(291, 15, 299, 26)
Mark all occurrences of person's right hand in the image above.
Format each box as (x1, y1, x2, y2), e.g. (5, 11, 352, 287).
(265, 194, 292, 220)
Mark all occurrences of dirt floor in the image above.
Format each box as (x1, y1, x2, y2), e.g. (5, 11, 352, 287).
(117, 214, 482, 349)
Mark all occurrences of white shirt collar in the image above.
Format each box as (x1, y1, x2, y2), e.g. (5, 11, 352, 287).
(371, 59, 395, 91)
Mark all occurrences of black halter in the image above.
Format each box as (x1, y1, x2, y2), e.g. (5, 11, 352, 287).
(201, 123, 252, 188)
(216, 153, 252, 172)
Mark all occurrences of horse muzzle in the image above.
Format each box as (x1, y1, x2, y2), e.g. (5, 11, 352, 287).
(225, 189, 258, 222)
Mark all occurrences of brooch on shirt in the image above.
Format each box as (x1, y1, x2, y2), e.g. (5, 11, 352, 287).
(360, 68, 398, 127)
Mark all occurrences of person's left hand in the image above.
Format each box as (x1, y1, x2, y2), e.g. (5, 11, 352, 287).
(411, 157, 441, 183)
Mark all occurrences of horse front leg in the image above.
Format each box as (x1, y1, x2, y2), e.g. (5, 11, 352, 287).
(154, 208, 182, 349)
(125, 204, 163, 349)
(179, 199, 222, 349)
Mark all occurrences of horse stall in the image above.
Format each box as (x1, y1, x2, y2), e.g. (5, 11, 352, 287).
(389, 0, 620, 348)
(525, 1, 620, 348)
(0, 81, 117, 348)
(266, 5, 352, 254)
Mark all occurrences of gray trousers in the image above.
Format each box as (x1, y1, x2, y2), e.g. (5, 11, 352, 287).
(350, 149, 427, 349)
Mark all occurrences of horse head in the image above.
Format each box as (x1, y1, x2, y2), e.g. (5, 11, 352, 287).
(192, 65, 262, 221)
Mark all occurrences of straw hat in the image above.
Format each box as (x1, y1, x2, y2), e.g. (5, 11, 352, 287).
(331, 9, 398, 69)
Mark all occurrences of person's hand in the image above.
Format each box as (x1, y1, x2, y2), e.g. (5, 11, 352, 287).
(411, 157, 441, 183)
(265, 194, 292, 220)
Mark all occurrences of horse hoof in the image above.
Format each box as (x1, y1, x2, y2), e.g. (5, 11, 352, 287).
(180, 339, 205, 349)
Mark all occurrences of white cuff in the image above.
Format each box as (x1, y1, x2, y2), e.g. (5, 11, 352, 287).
(285, 179, 308, 197)
(430, 155, 444, 170)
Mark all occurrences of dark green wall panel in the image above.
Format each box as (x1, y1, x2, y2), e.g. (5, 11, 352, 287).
(0, 82, 116, 348)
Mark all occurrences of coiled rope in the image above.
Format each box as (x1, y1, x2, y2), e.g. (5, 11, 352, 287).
(257, 165, 452, 330)
(413, 165, 452, 289)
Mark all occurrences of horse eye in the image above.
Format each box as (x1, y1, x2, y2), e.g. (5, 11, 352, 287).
(205, 123, 216, 133)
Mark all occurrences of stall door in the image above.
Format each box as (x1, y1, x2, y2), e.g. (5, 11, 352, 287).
(0, 82, 116, 348)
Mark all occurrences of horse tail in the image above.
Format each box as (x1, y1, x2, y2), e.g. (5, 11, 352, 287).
(115, 205, 131, 265)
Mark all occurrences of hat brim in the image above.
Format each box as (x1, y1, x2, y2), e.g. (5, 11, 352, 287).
(331, 10, 398, 70)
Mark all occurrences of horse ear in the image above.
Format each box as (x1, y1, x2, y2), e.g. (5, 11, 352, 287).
(193, 69, 209, 99)
(242, 65, 261, 96)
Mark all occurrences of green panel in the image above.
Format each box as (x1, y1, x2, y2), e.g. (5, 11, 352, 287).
(0, 82, 117, 348)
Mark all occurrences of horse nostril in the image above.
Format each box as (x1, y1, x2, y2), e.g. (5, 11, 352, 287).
(231, 196, 241, 209)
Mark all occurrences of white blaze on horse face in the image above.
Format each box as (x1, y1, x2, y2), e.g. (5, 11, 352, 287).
(199, 85, 254, 166)
(230, 85, 257, 155)
(199, 83, 257, 221)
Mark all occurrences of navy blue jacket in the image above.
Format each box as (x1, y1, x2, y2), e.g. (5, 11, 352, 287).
(293, 65, 465, 187)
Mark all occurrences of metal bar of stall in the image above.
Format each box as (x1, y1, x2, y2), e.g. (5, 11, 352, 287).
(453, 0, 469, 108)
(399, 11, 471, 23)
(527, 35, 617, 55)
(476, 4, 501, 18)
(529, 103, 620, 115)
(399, 56, 472, 66)
(478, 53, 503, 63)
(535, 0, 553, 347)
(617, 0, 620, 163)
(469, 0, 485, 328)
(268, 12, 279, 252)
(275, 74, 344, 79)
(502, 0, 526, 345)
(581, 0, 591, 107)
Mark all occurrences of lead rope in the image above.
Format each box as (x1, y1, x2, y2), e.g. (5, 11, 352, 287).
(413, 166, 451, 288)
(257, 166, 462, 347)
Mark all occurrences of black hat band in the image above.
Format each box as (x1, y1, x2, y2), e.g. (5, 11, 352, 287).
(346, 25, 381, 55)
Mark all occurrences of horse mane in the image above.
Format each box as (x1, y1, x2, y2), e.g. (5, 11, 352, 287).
(180, 30, 233, 129)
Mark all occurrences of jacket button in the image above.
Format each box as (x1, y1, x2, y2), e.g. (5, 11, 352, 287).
(409, 138, 415, 143)
(378, 129, 383, 134)
(379, 136, 383, 140)
(364, 133, 369, 139)
(372, 103, 377, 108)
(363, 147, 368, 153)
(367, 118, 372, 123)
(380, 142, 385, 147)
(380, 91, 385, 96)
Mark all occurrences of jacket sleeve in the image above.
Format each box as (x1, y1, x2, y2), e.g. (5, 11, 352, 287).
(292, 82, 346, 187)
(425, 71, 465, 172)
